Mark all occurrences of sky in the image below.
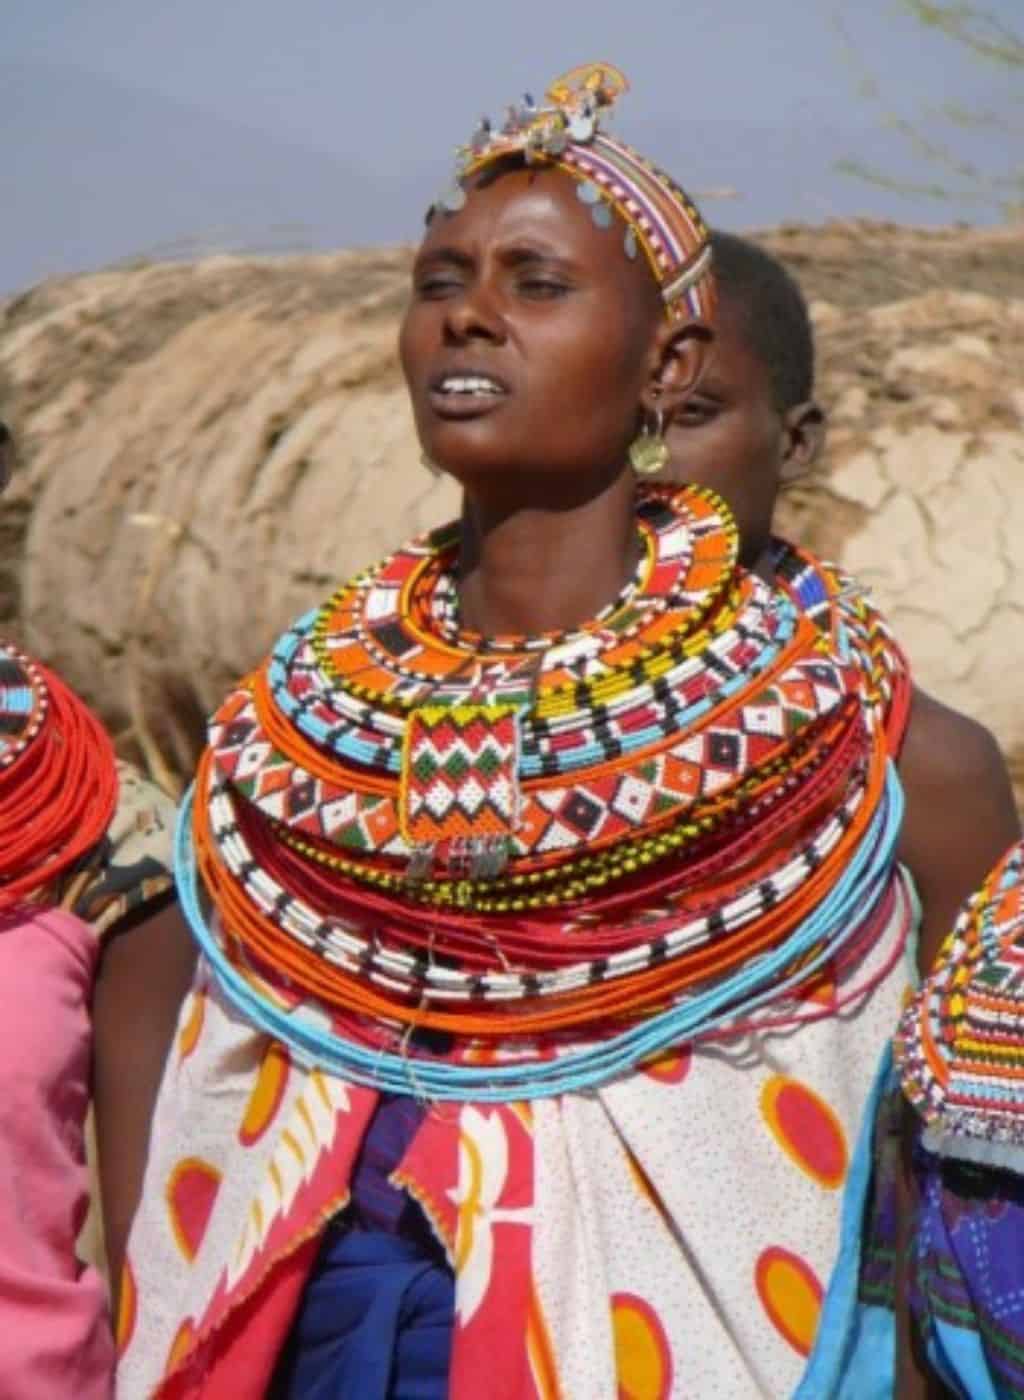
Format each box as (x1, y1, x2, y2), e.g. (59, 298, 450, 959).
(2, 0, 1020, 293)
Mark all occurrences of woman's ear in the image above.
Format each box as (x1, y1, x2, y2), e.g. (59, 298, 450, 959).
(780, 401, 825, 483)
(641, 320, 713, 419)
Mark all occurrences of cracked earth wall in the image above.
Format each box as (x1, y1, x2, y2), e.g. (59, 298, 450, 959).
(1, 223, 1021, 803)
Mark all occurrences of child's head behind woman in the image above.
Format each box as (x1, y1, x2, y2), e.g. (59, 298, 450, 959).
(667, 230, 823, 572)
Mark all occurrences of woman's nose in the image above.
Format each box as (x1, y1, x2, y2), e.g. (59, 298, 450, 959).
(443, 284, 506, 345)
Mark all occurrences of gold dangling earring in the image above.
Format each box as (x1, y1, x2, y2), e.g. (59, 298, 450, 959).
(420, 450, 443, 479)
(628, 408, 669, 477)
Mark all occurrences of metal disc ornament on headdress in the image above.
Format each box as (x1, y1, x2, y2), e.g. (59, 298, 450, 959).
(434, 61, 716, 325)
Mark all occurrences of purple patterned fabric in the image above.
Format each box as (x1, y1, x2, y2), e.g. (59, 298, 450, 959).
(350, 1095, 429, 1235)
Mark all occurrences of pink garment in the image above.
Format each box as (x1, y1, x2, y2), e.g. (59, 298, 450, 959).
(0, 906, 114, 1398)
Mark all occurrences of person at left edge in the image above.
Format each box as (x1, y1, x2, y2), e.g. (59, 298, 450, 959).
(0, 420, 181, 1397)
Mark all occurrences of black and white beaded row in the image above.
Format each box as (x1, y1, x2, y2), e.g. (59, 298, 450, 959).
(206, 770, 866, 1004)
(357, 492, 706, 655)
(280, 585, 782, 735)
(420, 494, 723, 653)
(344, 503, 731, 691)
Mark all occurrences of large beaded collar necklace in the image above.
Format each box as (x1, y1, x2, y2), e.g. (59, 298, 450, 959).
(180, 484, 911, 1100)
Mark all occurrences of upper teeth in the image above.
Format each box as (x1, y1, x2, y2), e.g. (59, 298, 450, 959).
(439, 375, 503, 395)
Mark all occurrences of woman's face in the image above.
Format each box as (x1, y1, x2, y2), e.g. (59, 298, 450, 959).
(400, 165, 662, 499)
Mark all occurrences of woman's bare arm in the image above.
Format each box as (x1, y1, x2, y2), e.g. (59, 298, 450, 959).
(897, 687, 1020, 978)
(92, 901, 197, 1300)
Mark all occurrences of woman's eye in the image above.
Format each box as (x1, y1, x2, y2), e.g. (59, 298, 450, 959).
(675, 401, 717, 425)
(517, 278, 569, 298)
(415, 276, 462, 299)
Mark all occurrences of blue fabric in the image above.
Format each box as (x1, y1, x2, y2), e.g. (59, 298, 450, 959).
(926, 1316, 998, 1400)
(833, 1306, 896, 1400)
(272, 1227, 454, 1400)
(273, 1095, 452, 1398)
(796, 1046, 896, 1399)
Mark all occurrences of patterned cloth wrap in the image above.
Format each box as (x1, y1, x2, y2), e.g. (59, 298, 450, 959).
(63, 759, 176, 938)
(118, 487, 922, 1399)
(892, 838, 1024, 1398)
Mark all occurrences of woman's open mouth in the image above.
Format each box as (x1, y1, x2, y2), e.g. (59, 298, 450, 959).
(428, 372, 509, 418)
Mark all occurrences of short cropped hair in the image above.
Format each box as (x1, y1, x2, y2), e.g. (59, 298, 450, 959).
(710, 231, 814, 411)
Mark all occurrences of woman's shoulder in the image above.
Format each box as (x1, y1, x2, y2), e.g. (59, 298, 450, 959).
(896, 686, 1020, 972)
(899, 686, 1009, 786)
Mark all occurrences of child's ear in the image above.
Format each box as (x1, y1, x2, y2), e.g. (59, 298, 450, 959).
(780, 401, 825, 482)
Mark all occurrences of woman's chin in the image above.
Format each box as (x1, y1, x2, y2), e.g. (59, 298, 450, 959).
(421, 430, 523, 483)
(430, 456, 519, 488)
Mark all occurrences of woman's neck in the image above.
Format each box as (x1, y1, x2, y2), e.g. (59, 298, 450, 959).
(749, 544, 777, 587)
(457, 471, 640, 637)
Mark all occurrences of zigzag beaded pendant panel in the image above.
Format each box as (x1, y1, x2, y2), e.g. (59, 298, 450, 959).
(400, 703, 520, 860)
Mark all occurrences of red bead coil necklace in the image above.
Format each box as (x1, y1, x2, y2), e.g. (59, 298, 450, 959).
(0, 644, 118, 909)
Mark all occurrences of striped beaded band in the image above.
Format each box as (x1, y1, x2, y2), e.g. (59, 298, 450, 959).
(214, 608, 856, 865)
(558, 138, 713, 322)
(306, 485, 739, 716)
(177, 766, 905, 1100)
(198, 757, 872, 1005)
(446, 63, 715, 325)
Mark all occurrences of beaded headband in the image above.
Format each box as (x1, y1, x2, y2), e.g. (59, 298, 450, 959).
(434, 62, 715, 325)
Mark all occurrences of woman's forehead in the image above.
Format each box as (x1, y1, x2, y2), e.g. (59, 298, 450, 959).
(703, 298, 772, 395)
(421, 166, 646, 282)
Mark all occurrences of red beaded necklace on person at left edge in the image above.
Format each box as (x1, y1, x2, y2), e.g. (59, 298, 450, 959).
(0, 644, 118, 910)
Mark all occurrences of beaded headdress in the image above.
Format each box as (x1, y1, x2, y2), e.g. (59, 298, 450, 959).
(434, 62, 715, 325)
